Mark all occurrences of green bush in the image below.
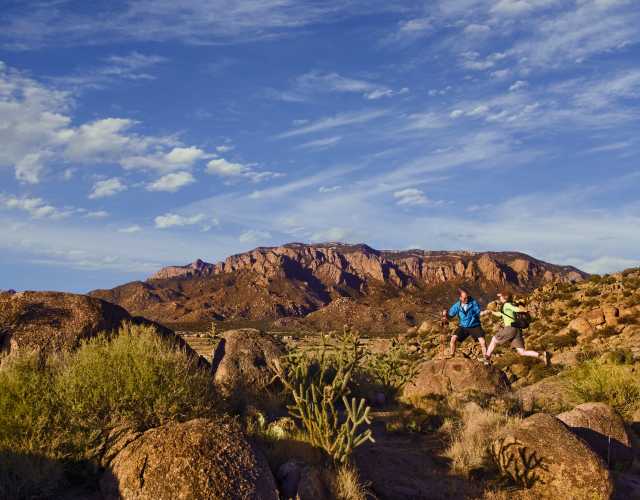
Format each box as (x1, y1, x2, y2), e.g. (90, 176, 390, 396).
(566, 299, 580, 308)
(0, 323, 218, 495)
(567, 361, 640, 418)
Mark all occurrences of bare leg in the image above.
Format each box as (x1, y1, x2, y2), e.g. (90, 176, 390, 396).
(485, 336, 498, 359)
(449, 335, 458, 357)
(515, 347, 540, 358)
(477, 337, 487, 357)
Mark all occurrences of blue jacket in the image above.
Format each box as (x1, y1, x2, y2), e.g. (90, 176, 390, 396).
(448, 298, 482, 328)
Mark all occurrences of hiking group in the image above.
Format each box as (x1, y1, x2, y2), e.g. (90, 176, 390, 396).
(441, 288, 549, 366)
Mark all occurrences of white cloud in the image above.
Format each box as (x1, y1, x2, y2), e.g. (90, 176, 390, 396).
(282, 71, 408, 102)
(393, 188, 429, 206)
(239, 229, 272, 244)
(278, 109, 388, 138)
(319, 185, 341, 193)
(464, 24, 490, 35)
(509, 80, 528, 92)
(118, 225, 142, 233)
(310, 227, 353, 242)
(216, 144, 234, 153)
(154, 213, 206, 229)
(0, 62, 210, 183)
(0, 1, 403, 48)
(450, 109, 464, 118)
(147, 171, 196, 192)
(88, 178, 127, 199)
(0, 194, 71, 219)
(53, 51, 168, 89)
(296, 136, 342, 150)
(206, 158, 281, 182)
(86, 210, 109, 218)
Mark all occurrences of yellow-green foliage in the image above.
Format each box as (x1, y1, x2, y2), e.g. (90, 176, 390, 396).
(568, 360, 640, 418)
(0, 323, 218, 496)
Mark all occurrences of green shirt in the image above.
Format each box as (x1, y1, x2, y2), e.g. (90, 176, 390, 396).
(492, 302, 521, 327)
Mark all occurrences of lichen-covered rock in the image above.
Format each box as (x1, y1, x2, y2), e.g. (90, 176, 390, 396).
(492, 413, 613, 499)
(0, 291, 197, 359)
(402, 357, 509, 400)
(0, 291, 131, 355)
(557, 402, 633, 469)
(101, 418, 277, 500)
(211, 328, 285, 402)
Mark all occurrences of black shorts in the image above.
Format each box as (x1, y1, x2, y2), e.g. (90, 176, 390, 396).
(453, 326, 485, 342)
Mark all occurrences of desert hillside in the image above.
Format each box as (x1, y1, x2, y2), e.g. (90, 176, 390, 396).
(90, 242, 587, 332)
(1, 268, 639, 499)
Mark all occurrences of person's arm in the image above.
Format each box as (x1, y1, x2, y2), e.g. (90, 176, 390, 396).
(491, 310, 502, 318)
(447, 302, 459, 319)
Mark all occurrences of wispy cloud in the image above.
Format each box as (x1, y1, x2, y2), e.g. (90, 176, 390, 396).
(88, 178, 127, 199)
(147, 171, 196, 192)
(277, 109, 388, 138)
(296, 136, 343, 150)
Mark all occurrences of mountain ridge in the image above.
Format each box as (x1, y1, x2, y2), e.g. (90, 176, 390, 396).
(89, 242, 588, 331)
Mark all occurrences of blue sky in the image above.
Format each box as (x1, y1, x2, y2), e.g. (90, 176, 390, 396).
(1, 0, 639, 293)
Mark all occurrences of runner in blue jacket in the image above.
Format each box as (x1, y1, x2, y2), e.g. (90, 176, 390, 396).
(441, 288, 487, 358)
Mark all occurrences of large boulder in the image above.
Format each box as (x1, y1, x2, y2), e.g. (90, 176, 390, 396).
(516, 375, 575, 413)
(211, 328, 285, 401)
(491, 413, 613, 499)
(584, 308, 606, 327)
(0, 291, 129, 355)
(557, 402, 633, 469)
(402, 357, 509, 400)
(0, 291, 196, 359)
(101, 418, 278, 500)
(568, 317, 595, 337)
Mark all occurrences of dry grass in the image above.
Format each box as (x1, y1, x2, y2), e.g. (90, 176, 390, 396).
(444, 402, 522, 477)
(331, 464, 371, 500)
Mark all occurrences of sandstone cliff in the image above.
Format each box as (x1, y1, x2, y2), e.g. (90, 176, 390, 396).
(91, 243, 587, 330)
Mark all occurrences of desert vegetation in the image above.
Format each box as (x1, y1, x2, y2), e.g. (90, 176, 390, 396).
(1, 268, 640, 498)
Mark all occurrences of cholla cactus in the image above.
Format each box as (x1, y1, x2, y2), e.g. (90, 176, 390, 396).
(275, 326, 374, 464)
(367, 338, 419, 395)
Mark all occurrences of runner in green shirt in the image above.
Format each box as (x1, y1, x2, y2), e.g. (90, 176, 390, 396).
(484, 291, 549, 365)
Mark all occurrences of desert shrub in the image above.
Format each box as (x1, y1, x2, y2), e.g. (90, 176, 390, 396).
(583, 298, 599, 308)
(619, 313, 639, 325)
(275, 329, 374, 464)
(444, 403, 521, 477)
(584, 287, 601, 297)
(592, 325, 620, 339)
(0, 323, 218, 495)
(600, 349, 634, 366)
(533, 330, 578, 350)
(360, 338, 419, 400)
(568, 361, 640, 418)
(589, 274, 602, 284)
(566, 298, 580, 308)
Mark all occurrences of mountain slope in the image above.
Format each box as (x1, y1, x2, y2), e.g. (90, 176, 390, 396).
(89, 242, 587, 331)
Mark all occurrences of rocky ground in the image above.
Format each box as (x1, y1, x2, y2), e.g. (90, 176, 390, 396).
(1, 268, 639, 499)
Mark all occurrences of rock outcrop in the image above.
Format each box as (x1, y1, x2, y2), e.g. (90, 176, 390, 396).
(0, 291, 196, 359)
(492, 413, 613, 499)
(402, 358, 510, 400)
(91, 243, 587, 326)
(211, 329, 285, 404)
(557, 402, 633, 469)
(101, 418, 278, 500)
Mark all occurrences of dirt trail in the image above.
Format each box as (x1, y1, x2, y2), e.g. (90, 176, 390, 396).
(354, 412, 480, 500)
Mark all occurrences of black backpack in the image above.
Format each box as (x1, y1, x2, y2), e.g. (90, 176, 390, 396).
(501, 303, 532, 329)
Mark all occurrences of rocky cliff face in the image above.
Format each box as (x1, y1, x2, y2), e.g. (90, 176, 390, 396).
(150, 243, 585, 289)
(92, 243, 587, 329)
